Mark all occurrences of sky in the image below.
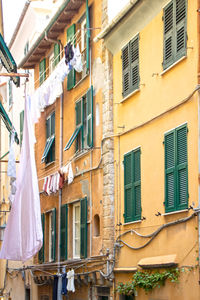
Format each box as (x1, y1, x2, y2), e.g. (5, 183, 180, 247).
(2, 0, 27, 44)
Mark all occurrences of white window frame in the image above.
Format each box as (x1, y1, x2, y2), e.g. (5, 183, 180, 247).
(73, 203, 80, 258)
(49, 52, 55, 75)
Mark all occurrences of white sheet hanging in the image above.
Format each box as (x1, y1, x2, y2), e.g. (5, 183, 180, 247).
(0, 96, 43, 262)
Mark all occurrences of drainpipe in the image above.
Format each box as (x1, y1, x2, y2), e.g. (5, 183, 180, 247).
(57, 85, 63, 273)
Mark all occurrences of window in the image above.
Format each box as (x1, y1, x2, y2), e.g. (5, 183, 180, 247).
(72, 198, 87, 259)
(39, 58, 46, 85)
(20, 110, 24, 146)
(164, 124, 188, 212)
(41, 112, 55, 164)
(49, 43, 60, 74)
(64, 86, 93, 152)
(163, 0, 187, 70)
(38, 213, 45, 263)
(60, 204, 68, 261)
(124, 148, 141, 223)
(122, 35, 139, 98)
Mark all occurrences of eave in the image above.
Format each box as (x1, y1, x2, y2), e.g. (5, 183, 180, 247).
(19, 0, 85, 69)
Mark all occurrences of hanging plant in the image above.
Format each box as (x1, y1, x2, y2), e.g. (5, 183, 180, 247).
(116, 268, 180, 295)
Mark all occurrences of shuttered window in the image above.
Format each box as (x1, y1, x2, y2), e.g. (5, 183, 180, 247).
(164, 124, 188, 212)
(124, 148, 141, 223)
(54, 43, 60, 67)
(80, 197, 87, 258)
(163, 0, 187, 70)
(38, 213, 45, 263)
(41, 112, 55, 164)
(122, 35, 139, 98)
(50, 208, 56, 262)
(39, 58, 46, 85)
(60, 204, 68, 261)
(67, 24, 76, 90)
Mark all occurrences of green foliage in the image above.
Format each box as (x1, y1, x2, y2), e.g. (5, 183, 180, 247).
(116, 268, 180, 295)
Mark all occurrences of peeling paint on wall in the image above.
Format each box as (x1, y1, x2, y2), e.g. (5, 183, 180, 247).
(92, 57, 105, 96)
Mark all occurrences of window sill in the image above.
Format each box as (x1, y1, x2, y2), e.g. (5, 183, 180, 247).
(74, 147, 92, 161)
(160, 56, 187, 76)
(120, 88, 140, 103)
(73, 72, 89, 89)
(123, 219, 141, 226)
(162, 209, 188, 216)
(45, 160, 55, 168)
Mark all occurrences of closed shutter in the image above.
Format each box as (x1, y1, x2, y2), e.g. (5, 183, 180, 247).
(51, 208, 56, 262)
(39, 58, 46, 85)
(133, 149, 141, 220)
(122, 44, 130, 97)
(80, 197, 87, 258)
(130, 36, 139, 92)
(124, 152, 133, 223)
(60, 204, 68, 261)
(165, 130, 176, 212)
(38, 213, 45, 263)
(176, 125, 188, 209)
(67, 24, 76, 90)
(20, 110, 24, 146)
(163, 2, 174, 69)
(54, 43, 60, 67)
(86, 0, 90, 72)
(175, 0, 187, 60)
(86, 86, 93, 148)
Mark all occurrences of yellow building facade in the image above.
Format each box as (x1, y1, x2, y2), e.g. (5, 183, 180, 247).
(97, 0, 200, 299)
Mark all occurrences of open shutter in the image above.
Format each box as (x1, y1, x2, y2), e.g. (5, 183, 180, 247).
(75, 99, 83, 151)
(130, 36, 139, 92)
(20, 110, 24, 146)
(60, 204, 68, 261)
(54, 43, 60, 67)
(38, 213, 45, 263)
(176, 125, 188, 210)
(80, 197, 87, 258)
(133, 149, 141, 220)
(86, 0, 90, 72)
(51, 208, 56, 262)
(124, 153, 133, 223)
(86, 86, 93, 148)
(122, 44, 130, 97)
(163, 2, 174, 69)
(165, 130, 176, 212)
(67, 24, 76, 90)
(39, 58, 46, 85)
(8, 79, 12, 106)
(175, 0, 187, 60)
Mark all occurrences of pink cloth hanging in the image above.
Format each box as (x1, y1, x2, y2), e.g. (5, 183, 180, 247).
(0, 96, 43, 262)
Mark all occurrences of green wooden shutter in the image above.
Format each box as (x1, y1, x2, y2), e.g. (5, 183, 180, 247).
(163, 1, 174, 69)
(67, 24, 76, 90)
(39, 58, 46, 85)
(54, 43, 60, 67)
(39, 213, 45, 263)
(20, 110, 24, 146)
(86, 0, 90, 72)
(165, 130, 176, 212)
(86, 86, 93, 148)
(8, 79, 12, 106)
(51, 208, 56, 262)
(80, 197, 87, 258)
(122, 44, 130, 97)
(175, 0, 187, 60)
(130, 36, 139, 92)
(75, 99, 83, 151)
(60, 204, 68, 261)
(124, 152, 133, 223)
(133, 149, 141, 220)
(176, 125, 188, 210)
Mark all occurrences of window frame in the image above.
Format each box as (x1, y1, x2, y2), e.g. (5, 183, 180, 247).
(41, 112, 55, 164)
(73, 202, 80, 259)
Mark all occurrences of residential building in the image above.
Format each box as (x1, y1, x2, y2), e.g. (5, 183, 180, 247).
(19, 0, 115, 299)
(95, 0, 200, 299)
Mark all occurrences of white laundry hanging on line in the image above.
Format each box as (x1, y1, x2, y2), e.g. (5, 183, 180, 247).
(7, 131, 17, 204)
(67, 269, 75, 292)
(61, 162, 74, 185)
(0, 96, 43, 262)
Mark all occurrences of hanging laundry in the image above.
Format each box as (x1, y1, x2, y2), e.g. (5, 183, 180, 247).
(61, 162, 74, 185)
(64, 42, 74, 64)
(67, 269, 75, 292)
(73, 44, 83, 73)
(0, 96, 43, 261)
(53, 275, 58, 300)
(59, 172, 65, 189)
(61, 273, 68, 295)
(57, 275, 62, 300)
(7, 131, 17, 204)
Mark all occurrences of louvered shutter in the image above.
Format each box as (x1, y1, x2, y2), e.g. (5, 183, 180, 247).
(80, 197, 87, 258)
(124, 153, 133, 223)
(20, 110, 24, 146)
(54, 43, 60, 67)
(122, 44, 130, 97)
(75, 99, 83, 151)
(38, 213, 45, 263)
(163, 2, 174, 69)
(86, 0, 90, 72)
(176, 125, 188, 210)
(175, 0, 187, 60)
(51, 208, 56, 262)
(165, 130, 176, 212)
(67, 24, 76, 90)
(60, 204, 68, 261)
(133, 149, 141, 220)
(130, 36, 139, 92)
(86, 86, 93, 148)
(39, 58, 46, 85)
